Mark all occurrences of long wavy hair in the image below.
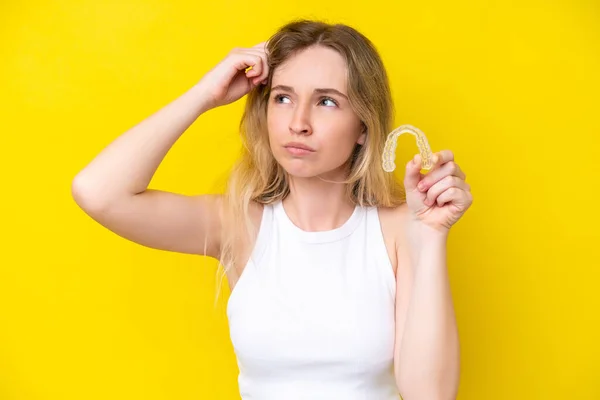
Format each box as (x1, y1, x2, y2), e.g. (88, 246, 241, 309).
(214, 19, 405, 304)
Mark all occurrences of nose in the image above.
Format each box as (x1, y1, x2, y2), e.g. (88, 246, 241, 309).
(289, 103, 312, 136)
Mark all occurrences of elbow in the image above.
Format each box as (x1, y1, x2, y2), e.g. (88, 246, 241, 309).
(71, 173, 112, 213)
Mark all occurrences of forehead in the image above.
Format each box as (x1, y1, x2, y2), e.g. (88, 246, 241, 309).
(272, 46, 348, 91)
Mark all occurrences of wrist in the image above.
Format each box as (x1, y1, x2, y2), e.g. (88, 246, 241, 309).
(406, 219, 449, 243)
(189, 81, 217, 114)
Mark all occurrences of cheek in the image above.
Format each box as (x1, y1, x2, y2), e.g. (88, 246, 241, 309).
(324, 120, 362, 148)
(315, 134, 358, 169)
(266, 113, 285, 137)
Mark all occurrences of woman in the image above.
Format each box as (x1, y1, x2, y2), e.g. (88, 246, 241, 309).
(72, 19, 472, 400)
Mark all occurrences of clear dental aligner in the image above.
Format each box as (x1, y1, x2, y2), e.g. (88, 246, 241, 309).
(382, 124, 433, 172)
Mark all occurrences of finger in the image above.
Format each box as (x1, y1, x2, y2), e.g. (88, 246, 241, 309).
(252, 41, 269, 53)
(233, 52, 263, 76)
(434, 187, 462, 207)
(417, 161, 465, 192)
(243, 49, 270, 84)
(431, 150, 455, 168)
(242, 54, 264, 76)
(424, 176, 470, 206)
(435, 187, 472, 207)
(404, 153, 426, 192)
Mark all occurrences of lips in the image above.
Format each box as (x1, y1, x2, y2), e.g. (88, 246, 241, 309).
(284, 142, 315, 152)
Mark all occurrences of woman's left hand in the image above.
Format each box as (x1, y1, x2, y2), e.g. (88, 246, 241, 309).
(404, 150, 473, 236)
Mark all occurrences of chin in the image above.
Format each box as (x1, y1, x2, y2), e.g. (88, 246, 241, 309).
(280, 160, 348, 180)
(279, 161, 318, 178)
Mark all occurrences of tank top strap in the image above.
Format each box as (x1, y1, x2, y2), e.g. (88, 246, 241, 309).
(248, 202, 273, 268)
(227, 202, 273, 318)
(364, 205, 397, 298)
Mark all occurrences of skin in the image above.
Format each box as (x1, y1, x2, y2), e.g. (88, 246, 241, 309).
(235, 43, 471, 398)
(265, 45, 366, 232)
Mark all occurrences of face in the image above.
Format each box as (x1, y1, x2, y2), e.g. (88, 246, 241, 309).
(266, 45, 366, 179)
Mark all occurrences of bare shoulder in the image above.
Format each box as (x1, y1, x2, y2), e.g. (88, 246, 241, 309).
(377, 202, 410, 277)
(218, 197, 265, 231)
(378, 202, 411, 226)
(248, 199, 265, 226)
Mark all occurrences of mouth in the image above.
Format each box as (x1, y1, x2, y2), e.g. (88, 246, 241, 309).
(283, 142, 316, 152)
(284, 145, 315, 156)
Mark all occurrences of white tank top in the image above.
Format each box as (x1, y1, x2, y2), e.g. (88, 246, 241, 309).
(227, 200, 400, 399)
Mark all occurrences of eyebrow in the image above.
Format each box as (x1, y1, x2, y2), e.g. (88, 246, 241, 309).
(271, 85, 348, 100)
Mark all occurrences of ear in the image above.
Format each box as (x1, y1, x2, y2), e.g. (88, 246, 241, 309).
(357, 132, 367, 145)
(357, 122, 367, 145)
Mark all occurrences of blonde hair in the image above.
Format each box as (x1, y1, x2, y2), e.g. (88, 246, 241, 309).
(214, 19, 405, 305)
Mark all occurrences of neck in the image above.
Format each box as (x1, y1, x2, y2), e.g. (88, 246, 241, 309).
(283, 172, 355, 232)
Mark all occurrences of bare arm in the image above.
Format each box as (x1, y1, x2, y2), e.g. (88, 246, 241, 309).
(71, 82, 222, 257)
(71, 43, 270, 258)
(393, 209, 460, 399)
(72, 82, 213, 204)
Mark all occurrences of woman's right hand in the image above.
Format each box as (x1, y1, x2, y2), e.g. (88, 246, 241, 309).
(198, 41, 270, 110)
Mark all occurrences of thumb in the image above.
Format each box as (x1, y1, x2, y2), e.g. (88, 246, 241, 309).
(404, 154, 425, 192)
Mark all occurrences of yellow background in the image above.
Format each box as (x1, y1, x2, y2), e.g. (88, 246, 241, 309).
(1, 1, 599, 399)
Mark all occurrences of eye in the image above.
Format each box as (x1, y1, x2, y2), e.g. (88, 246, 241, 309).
(273, 94, 290, 104)
(319, 97, 338, 107)
(273, 94, 339, 107)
